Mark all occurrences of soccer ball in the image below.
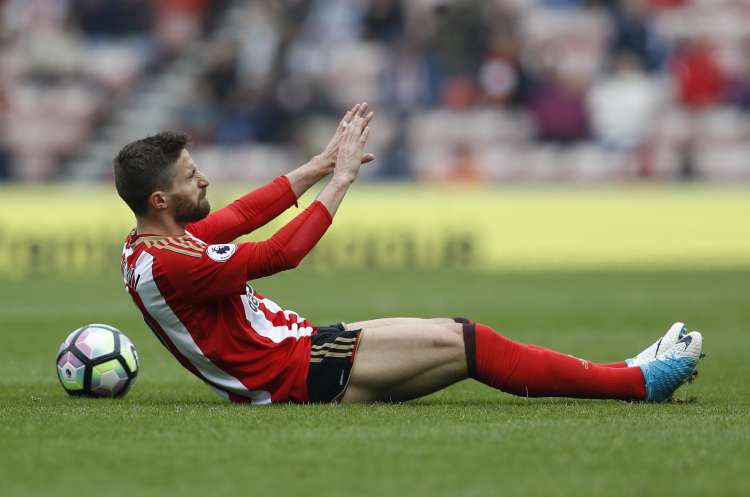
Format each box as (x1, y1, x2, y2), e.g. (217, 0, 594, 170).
(56, 324, 139, 398)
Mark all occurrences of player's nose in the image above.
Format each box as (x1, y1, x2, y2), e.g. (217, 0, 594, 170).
(197, 171, 210, 187)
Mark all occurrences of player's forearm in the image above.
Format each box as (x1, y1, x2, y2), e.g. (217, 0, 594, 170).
(245, 200, 333, 279)
(309, 102, 369, 218)
(315, 174, 354, 219)
(186, 176, 297, 243)
(284, 156, 330, 198)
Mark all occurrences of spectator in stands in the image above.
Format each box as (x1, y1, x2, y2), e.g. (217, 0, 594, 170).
(19, 6, 84, 81)
(430, 0, 487, 101)
(0, 83, 12, 181)
(608, 0, 669, 73)
(154, 0, 210, 53)
(0, 148, 11, 181)
(588, 51, 662, 149)
(425, 142, 487, 185)
(215, 83, 292, 146)
(477, 11, 531, 108)
(178, 79, 220, 143)
(375, 115, 413, 179)
(726, 40, 750, 111)
(363, 0, 404, 43)
(72, 0, 151, 38)
(529, 65, 590, 144)
(381, 39, 440, 109)
(443, 142, 486, 184)
(671, 37, 727, 109)
(202, 38, 240, 108)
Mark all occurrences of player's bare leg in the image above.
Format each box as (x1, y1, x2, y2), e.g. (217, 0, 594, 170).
(341, 322, 468, 403)
(340, 321, 702, 404)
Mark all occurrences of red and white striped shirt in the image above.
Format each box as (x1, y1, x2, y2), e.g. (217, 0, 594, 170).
(121, 177, 332, 404)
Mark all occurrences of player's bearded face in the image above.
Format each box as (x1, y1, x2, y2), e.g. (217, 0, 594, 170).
(170, 150, 211, 223)
(173, 189, 211, 223)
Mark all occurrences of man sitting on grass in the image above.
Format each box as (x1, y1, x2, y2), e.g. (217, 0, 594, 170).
(115, 102, 703, 405)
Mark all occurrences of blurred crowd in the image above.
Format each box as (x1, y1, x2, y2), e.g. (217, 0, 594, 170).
(1, 0, 750, 182)
(0, 0, 231, 180)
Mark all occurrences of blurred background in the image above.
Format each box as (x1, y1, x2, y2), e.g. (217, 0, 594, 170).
(1, 0, 750, 184)
(2, 0, 750, 279)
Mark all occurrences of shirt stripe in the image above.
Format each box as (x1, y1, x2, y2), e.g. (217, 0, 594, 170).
(240, 292, 315, 344)
(134, 252, 272, 405)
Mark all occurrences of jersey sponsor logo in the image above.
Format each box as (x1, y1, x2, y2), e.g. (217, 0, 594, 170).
(207, 244, 237, 262)
(245, 285, 260, 313)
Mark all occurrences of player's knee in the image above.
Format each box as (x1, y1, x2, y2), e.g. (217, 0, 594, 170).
(428, 323, 465, 351)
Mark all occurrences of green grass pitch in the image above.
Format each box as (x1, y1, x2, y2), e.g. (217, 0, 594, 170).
(1, 185, 749, 496)
(1, 267, 748, 497)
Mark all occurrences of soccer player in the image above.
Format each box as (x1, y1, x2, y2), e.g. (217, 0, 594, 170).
(115, 102, 703, 405)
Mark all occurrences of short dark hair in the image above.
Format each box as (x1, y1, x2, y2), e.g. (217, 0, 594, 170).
(113, 131, 190, 216)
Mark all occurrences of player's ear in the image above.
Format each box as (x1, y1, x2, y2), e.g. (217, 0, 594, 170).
(148, 191, 169, 211)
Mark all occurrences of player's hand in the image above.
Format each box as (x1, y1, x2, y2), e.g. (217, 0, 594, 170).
(332, 103, 373, 184)
(317, 102, 375, 175)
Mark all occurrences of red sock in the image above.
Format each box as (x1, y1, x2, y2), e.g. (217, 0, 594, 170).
(527, 345, 629, 368)
(598, 361, 629, 368)
(464, 324, 645, 400)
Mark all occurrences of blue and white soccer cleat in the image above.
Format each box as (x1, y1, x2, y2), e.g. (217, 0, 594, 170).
(626, 322, 688, 367)
(640, 331, 703, 403)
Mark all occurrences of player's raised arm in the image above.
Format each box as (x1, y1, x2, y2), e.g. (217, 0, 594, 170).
(163, 110, 374, 302)
(185, 175, 295, 243)
(219, 109, 374, 284)
(186, 103, 374, 243)
(315, 105, 373, 218)
(161, 200, 334, 302)
(285, 102, 375, 198)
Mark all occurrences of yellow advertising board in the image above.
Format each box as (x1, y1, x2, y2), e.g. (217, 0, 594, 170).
(1, 184, 749, 277)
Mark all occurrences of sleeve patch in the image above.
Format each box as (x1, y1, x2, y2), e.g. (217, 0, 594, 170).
(206, 244, 237, 262)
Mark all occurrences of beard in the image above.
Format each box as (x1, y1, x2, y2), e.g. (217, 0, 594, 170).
(173, 193, 211, 223)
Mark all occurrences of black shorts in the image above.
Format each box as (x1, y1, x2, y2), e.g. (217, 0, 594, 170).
(306, 323, 363, 403)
